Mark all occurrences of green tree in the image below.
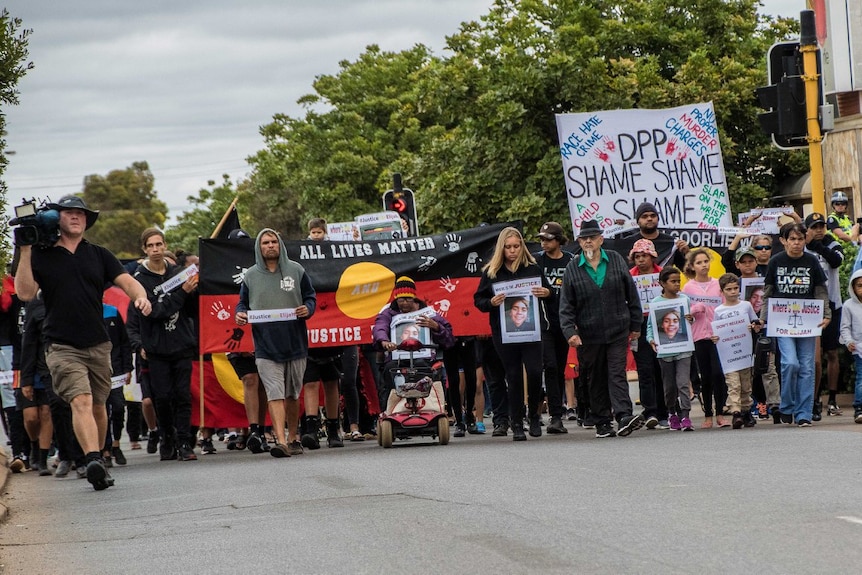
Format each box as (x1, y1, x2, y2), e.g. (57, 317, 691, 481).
(81, 161, 167, 258)
(0, 9, 33, 269)
(165, 174, 248, 254)
(247, 0, 802, 236)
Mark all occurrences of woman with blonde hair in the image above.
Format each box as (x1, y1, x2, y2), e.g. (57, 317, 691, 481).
(474, 227, 551, 441)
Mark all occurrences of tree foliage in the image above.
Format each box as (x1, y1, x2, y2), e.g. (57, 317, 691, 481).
(165, 174, 248, 254)
(245, 0, 802, 236)
(0, 9, 33, 269)
(81, 161, 167, 258)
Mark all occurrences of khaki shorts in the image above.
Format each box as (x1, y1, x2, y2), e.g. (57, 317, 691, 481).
(256, 357, 306, 401)
(45, 342, 113, 405)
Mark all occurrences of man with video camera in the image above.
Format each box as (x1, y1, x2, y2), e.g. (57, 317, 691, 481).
(13, 195, 152, 491)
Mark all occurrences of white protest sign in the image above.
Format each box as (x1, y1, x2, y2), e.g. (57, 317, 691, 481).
(326, 222, 359, 242)
(765, 298, 824, 338)
(493, 278, 542, 344)
(688, 294, 723, 308)
(556, 102, 730, 236)
(649, 298, 694, 355)
(247, 308, 298, 324)
(633, 273, 661, 313)
(156, 264, 198, 294)
(711, 315, 753, 373)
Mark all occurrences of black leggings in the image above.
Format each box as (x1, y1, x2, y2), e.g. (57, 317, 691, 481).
(693, 339, 726, 417)
(493, 337, 543, 423)
(443, 339, 477, 425)
(339, 346, 361, 426)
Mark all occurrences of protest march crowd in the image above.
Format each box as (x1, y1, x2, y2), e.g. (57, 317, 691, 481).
(2, 191, 862, 491)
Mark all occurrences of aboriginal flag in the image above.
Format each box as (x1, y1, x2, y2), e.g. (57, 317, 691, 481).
(198, 223, 508, 354)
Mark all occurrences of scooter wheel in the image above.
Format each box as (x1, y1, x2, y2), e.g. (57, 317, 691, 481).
(379, 420, 394, 448)
(437, 417, 450, 445)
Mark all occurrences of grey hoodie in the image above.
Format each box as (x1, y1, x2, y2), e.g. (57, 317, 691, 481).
(839, 268, 862, 348)
(236, 228, 316, 362)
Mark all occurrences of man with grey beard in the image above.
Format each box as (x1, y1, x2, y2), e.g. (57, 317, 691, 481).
(559, 220, 645, 439)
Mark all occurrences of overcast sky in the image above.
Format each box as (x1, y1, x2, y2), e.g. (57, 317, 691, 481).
(2, 0, 802, 226)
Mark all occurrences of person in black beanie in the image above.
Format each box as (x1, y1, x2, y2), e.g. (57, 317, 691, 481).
(619, 202, 689, 269)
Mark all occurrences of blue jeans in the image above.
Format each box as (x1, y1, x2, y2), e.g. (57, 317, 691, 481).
(854, 356, 862, 409)
(777, 336, 816, 422)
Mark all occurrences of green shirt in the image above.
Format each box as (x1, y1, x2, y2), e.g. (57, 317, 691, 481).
(578, 248, 609, 287)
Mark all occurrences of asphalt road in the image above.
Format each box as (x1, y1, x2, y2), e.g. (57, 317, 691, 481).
(2, 409, 862, 575)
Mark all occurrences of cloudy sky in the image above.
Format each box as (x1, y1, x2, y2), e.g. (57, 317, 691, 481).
(2, 0, 802, 226)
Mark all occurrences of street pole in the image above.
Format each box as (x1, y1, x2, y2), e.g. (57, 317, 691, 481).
(800, 9, 825, 215)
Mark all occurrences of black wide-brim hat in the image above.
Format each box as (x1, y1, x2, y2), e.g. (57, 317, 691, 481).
(47, 195, 99, 229)
(577, 219, 603, 238)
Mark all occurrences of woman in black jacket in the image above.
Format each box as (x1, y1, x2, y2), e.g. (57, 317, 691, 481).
(473, 227, 550, 441)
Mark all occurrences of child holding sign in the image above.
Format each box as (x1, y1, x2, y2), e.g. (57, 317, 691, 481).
(712, 274, 762, 430)
(646, 267, 694, 432)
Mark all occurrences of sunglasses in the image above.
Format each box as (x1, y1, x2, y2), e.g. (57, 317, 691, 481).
(834, 202, 848, 205)
(753, 245, 772, 250)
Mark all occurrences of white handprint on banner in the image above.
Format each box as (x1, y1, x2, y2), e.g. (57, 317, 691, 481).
(444, 233, 461, 252)
(465, 252, 481, 273)
(439, 276, 459, 293)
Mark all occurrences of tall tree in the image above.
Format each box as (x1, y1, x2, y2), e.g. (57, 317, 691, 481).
(81, 161, 167, 258)
(246, 0, 801, 235)
(0, 9, 33, 269)
(165, 174, 249, 254)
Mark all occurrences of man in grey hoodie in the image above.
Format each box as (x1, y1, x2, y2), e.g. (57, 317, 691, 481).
(235, 229, 316, 458)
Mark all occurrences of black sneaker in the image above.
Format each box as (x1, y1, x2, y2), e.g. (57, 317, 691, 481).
(159, 438, 177, 461)
(645, 415, 659, 430)
(453, 423, 466, 438)
(260, 436, 272, 452)
(112, 446, 127, 466)
(546, 416, 568, 434)
(491, 424, 508, 437)
(797, 419, 812, 427)
(178, 443, 198, 461)
(528, 416, 542, 437)
(246, 432, 264, 454)
(595, 422, 616, 438)
(742, 411, 757, 428)
(511, 422, 527, 441)
(617, 413, 645, 437)
(855, 408, 862, 424)
(326, 419, 344, 448)
(732, 412, 744, 429)
(780, 412, 794, 425)
(812, 401, 822, 422)
(146, 431, 160, 454)
(103, 454, 113, 468)
(86, 459, 113, 491)
(771, 407, 782, 425)
(566, 408, 577, 421)
(201, 438, 217, 454)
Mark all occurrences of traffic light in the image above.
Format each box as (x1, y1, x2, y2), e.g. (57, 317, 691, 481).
(755, 41, 808, 149)
(382, 173, 419, 237)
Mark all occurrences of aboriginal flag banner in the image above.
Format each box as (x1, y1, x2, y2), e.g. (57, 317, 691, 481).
(198, 223, 509, 354)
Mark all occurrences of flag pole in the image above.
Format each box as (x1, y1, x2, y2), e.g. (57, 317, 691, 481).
(210, 195, 240, 239)
(201, 195, 240, 429)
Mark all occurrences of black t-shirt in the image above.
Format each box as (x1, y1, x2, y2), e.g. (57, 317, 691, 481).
(31, 240, 125, 348)
(534, 251, 574, 329)
(764, 251, 826, 298)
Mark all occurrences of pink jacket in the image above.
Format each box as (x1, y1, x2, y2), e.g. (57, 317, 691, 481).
(681, 278, 721, 341)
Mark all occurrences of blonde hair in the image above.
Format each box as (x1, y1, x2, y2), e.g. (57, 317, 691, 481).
(482, 227, 535, 279)
(683, 247, 712, 279)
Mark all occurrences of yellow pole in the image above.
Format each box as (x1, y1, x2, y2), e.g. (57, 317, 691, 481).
(800, 11, 825, 215)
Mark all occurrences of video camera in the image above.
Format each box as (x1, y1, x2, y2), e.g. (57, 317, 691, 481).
(9, 199, 60, 247)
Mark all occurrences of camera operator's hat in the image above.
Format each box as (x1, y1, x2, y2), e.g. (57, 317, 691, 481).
(576, 219, 603, 238)
(804, 212, 826, 228)
(47, 195, 99, 229)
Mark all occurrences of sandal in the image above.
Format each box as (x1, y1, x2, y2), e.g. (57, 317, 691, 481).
(347, 430, 365, 442)
(701, 417, 713, 429)
(716, 416, 730, 428)
(130, 441, 142, 450)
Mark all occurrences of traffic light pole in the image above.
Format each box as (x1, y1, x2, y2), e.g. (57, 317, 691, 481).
(801, 10, 825, 215)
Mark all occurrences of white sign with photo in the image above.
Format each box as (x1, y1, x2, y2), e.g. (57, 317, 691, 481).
(326, 221, 359, 242)
(765, 298, 824, 338)
(556, 102, 730, 236)
(711, 315, 753, 373)
(390, 307, 435, 360)
(649, 298, 695, 355)
(740, 277, 766, 316)
(493, 278, 542, 344)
